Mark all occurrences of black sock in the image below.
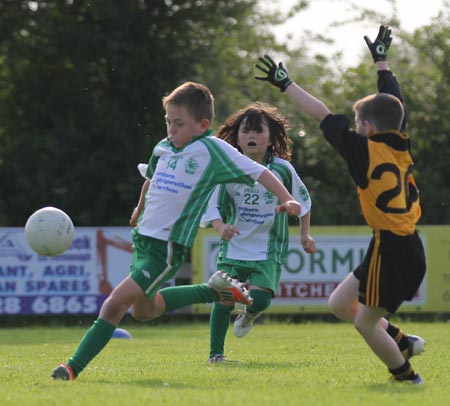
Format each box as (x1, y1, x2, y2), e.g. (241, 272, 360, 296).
(389, 360, 417, 381)
(386, 322, 409, 352)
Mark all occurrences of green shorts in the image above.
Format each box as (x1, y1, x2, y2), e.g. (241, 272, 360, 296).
(129, 230, 188, 298)
(216, 257, 282, 297)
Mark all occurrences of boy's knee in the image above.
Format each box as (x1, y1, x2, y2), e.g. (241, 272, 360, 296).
(131, 307, 153, 321)
(131, 293, 165, 321)
(328, 293, 341, 316)
(328, 294, 355, 322)
(248, 288, 272, 313)
(130, 308, 146, 321)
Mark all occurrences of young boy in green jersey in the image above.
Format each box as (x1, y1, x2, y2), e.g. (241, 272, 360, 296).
(255, 26, 426, 384)
(52, 81, 302, 381)
(202, 102, 316, 362)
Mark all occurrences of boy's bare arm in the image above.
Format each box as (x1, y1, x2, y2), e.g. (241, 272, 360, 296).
(255, 55, 331, 123)
(299, 210, 316, 254)
(130, 179, 150, 226)
(284, 82, 331, 123)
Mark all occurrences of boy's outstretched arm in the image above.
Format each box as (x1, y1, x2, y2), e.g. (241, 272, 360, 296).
(255, 55, 331, 123)
(365, 24, 407, 130)
(284, 82, 331, 123)
(257, 169, 301, 216)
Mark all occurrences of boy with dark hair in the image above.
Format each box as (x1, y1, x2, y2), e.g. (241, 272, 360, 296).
(255, 26, 426, 384)
(203, 102, 316, 362)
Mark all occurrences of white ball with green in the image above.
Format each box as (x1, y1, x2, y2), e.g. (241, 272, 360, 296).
(25, 207, 75, 256)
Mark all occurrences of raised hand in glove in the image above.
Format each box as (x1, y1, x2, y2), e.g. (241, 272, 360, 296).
(255, 55, 292, 92)
(364, 25, 392, 62)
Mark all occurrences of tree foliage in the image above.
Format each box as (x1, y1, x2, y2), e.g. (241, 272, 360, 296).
(398, 13, 450, 224)
(252, 2, 450, 226)
(0, 0, 287, 226)
(0, 0, 448, 227)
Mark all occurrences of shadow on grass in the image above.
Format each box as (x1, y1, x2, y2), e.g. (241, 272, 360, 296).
(92, 378, 192, 389)
(0, 328, 89, 345)
(366, 382, 426, 393)
(203, 360, 315, 369)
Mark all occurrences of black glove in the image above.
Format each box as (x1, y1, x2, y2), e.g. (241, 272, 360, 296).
(255, 55, 292, 92)
(364, 25, 392, 62)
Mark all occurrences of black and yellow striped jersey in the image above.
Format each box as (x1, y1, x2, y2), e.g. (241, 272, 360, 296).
(320, 70, 421, 235)
(358, 130, 420, 234)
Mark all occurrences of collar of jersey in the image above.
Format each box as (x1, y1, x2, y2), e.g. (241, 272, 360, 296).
(169, 128, 213, 151)
(263, 150, 274, 166)
(369, 130, 410, 151)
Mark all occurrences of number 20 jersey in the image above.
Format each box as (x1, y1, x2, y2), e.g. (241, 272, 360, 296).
(320, 115, 421, 236)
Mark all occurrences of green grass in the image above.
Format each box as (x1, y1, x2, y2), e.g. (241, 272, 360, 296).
(0, 321, 448, 405)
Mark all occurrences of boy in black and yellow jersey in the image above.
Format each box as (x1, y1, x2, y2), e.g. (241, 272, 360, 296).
(255, 25, 426, 384)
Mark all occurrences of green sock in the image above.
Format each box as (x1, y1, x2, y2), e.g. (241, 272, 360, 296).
(246, 289, 272, 313)
(67, 318, 116, 377)
(159, 284, 218, 313)
(209, 302, 234, 357)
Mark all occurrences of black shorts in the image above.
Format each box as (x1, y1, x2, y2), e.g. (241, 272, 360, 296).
(353, 229, 426, 313)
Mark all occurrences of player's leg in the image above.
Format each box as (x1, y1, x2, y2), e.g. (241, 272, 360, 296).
(157, 270, 252, 315)
(377, 230, 427, 361)
(131, 270, 252, 321)
(354, 304, 422, 383)
(233, 260, 276, 338)
(383, 321, 425, 359)
(131, 291, 166, 320)
(208, 302, 235, 362)
(52, 276, 143, 380)
(329, 267, 424, 358)
(129, 234, 218, 318)
(234, 287, 271, 338)
(354, 304, 404, 366)
(132, 234, 251, 318)
(328, 272, 360, 322)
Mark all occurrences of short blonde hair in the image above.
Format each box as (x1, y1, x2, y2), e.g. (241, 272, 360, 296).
(353, 92, 404, 131)
(162, 81, 214, 123)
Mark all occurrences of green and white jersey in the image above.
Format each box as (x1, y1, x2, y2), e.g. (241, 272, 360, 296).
(201, 156, 311, 263)
(137, 130, 265, 247)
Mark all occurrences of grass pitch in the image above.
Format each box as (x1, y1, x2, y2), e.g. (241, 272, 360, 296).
(0, 320, 448, 405)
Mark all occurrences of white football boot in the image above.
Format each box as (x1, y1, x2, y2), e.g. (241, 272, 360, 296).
(233, 307, 262, 338)
(207, 271, 253, 305)
(404, 334, 425, 359)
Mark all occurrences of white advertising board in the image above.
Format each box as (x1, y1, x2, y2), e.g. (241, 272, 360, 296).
(0, 227, 133, 315)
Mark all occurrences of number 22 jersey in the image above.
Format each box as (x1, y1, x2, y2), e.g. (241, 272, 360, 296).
(201, 156, 311, 262)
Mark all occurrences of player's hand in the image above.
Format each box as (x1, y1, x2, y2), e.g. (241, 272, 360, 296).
(215, 223, 240, 241)
(275, 200, 301, 216)
(255, 55, 293, 92)
(301, 234, 317, 254)
(364, 25, 392, 62)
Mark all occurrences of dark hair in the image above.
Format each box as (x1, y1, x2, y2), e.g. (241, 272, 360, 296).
(162, 81, 214, 122)
(353, 92, 404, 131)
(217, 102, 292, 161)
